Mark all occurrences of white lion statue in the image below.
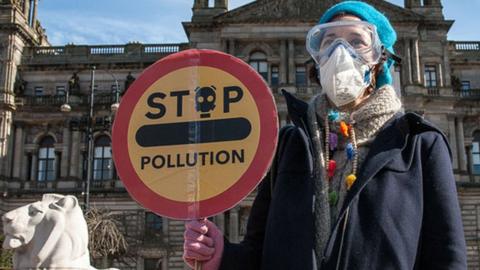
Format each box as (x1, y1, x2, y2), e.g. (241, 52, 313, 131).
(2, 194, 115, 270)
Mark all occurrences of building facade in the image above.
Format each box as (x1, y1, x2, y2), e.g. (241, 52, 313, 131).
(1, 0, 480, 269)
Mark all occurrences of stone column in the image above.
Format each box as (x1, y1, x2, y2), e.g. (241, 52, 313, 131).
(12, 125, 23, 178)
(280, 40, 287, 85)
(437, 63, 444, 87)
(288, 39, 295, 85)
(31, 0, 38, 27)
(228, 39, 235, 56)
(69, 130, 80, 177)
(402, 39, 413, 84)
(55, 151, 61, 180)
(193, 0, 206, 8)
(229, 207, 239, 243)
(456, 116, 467, 172)
(3, 114, 14, 177)
(447, 115, 458, 170)
(215, 0, 227, 9)
(193, 0, 201, 8)
(20, 154, 28, 180)
(61, 127, 71, 177)
(30, 151, 37, 181)
(466, 145, 474, 182)
(214, 213, 225, 233)
(24, 0, 30, 20)
(410, 38, 421, 84)
(443, 44, 452, 87)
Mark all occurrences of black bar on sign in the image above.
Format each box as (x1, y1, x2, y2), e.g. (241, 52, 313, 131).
(136, 117, 252, 147)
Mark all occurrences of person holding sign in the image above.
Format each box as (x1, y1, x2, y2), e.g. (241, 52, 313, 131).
(183, 1, 467, 269)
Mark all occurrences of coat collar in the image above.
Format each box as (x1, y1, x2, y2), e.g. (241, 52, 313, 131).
(283, 89, 408, 229)
(282, 89, 310, 129)
(283, 87, 408, 188)
(283, 90, 451, 261)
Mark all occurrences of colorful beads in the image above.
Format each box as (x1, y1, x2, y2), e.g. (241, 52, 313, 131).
(328, 160, 337, 179)
(324, 111, 358, 206)
(346, 174, 357, 189)
(346, 143, 355, 160)
(329, 132, 338, 151)
(329, 191, 339, 206)
(328, 110, 340, 121)
(340, 121, 349, 137)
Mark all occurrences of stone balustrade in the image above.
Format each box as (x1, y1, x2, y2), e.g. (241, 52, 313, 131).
(15, 92, 119, 107)
(452, 41, 480, 51)
(22, 43, 189, 65)
(424, 87, 480, 98)
(3, 177, 125, 195)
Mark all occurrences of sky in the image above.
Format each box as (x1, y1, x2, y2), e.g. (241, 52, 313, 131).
(36, 0, 480, 46)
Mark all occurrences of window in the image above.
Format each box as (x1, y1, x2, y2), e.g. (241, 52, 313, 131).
(34, 86, 44, 96)
(56, 86, 66, 96)
(424, 65, 437, 88)
(37, 136, 55, 181)
(249, 52, 268, 81)
(145, 212, 163, 240)
(93, 135, 113, 181)
(144, 258, 162, 270)
(473, 131, 480, 175)
(296, 66, 306, 86)
(461, 81, 471, 91)
(271, 66, 279, 86)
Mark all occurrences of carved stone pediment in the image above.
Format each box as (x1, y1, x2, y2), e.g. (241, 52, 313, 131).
(215, 0, 422, 24)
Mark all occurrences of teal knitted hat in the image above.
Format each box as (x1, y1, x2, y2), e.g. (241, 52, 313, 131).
(319, 1, 397, 88)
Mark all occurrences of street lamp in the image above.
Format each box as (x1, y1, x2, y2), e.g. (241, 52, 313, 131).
(105, 69, 120, 113)
(60, 66, 120, 211)
(84, 66, 96, 211)
(60, 85, 71, 112)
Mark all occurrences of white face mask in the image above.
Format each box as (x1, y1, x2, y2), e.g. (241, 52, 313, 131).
(318, 45, 372, 108)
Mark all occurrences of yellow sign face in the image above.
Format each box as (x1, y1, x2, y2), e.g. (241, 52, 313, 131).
(113, 49, 278, 219)
(127, 67, 260, 202)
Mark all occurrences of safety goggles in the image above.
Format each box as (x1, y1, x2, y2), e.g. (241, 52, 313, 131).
(306, 21, 383, 65)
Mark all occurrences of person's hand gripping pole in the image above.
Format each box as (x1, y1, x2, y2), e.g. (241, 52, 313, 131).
(183, 219, 224, 270)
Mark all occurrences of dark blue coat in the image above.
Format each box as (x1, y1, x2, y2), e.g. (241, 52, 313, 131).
(219, 92, 467, 270)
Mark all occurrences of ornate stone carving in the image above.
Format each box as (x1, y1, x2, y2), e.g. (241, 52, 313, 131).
(68, 72, 80, 95)
(216, 0, 421, 23)
(123, 72, 136, 95)
(2, 194, 118, 269)
(13, 72, 26, 95)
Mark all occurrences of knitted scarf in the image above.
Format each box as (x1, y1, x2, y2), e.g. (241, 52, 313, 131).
(307, 84, 402, 268)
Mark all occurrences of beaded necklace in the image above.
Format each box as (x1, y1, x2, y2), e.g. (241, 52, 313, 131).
(325, 109, 358, 201)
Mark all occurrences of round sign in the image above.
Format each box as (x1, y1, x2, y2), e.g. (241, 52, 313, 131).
(112, 49, 278, 219)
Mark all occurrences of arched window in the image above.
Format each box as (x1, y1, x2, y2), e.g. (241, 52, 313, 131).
(249, 51, 268, 81)
(93, 135, 113, 180)
(472, 131, 480, 174)
(37, 136, 55, 181)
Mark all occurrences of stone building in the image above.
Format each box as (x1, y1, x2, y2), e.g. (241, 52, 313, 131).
(0, 0, 480, 269)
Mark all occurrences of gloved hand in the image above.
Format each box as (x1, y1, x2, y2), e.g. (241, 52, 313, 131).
(183, 219, 224, 270)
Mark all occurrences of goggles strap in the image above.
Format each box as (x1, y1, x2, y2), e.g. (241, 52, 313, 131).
(363, 47, 401, 93)
(382, 47, 402, 64)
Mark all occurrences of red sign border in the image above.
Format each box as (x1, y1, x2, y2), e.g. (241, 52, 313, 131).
(112, 49, 278, 220)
